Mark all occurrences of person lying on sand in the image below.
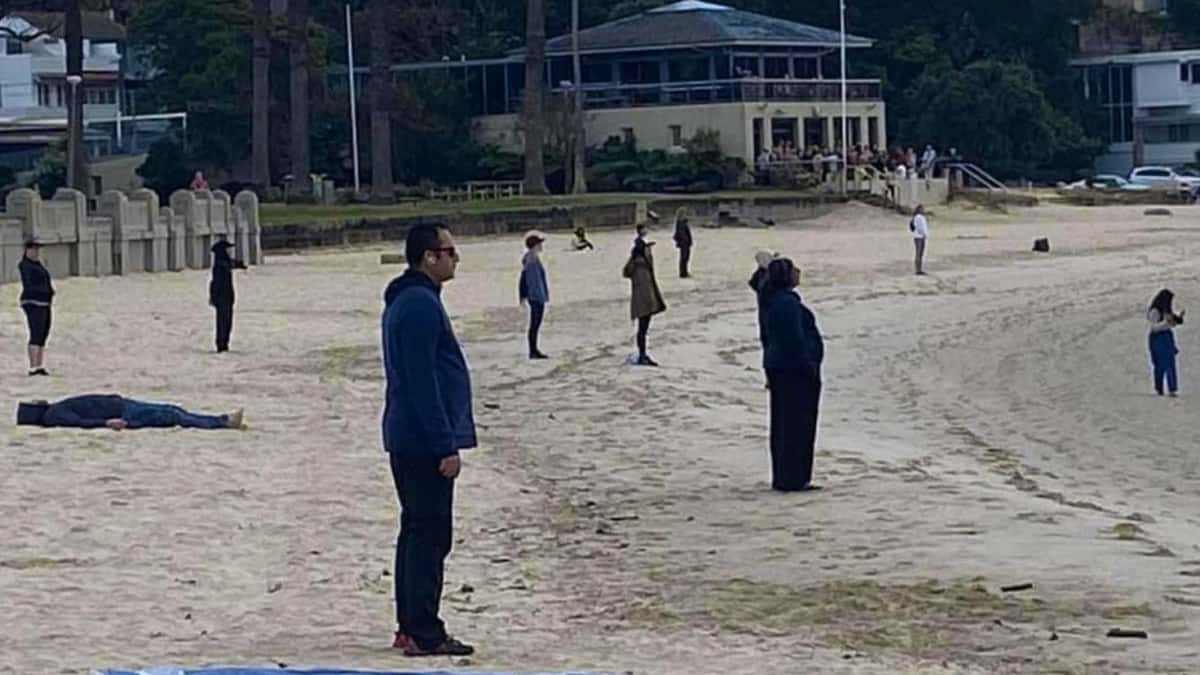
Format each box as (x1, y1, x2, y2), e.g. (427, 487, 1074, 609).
(16, 395, 244, 430)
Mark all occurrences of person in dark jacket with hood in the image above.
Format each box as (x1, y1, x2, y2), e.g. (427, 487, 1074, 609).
(623, 236, 667, 366)
(18, 240, 54, 376)
(381, 223, 476, 658)
(209, 238, 246, 353)
(518, 232, 550, 359)
(673, 211, 694, 278)
(761, 257, 824, 491)
(17, 395, 243, 430)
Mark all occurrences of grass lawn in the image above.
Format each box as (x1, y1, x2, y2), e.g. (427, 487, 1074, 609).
(260, 189, 822, 228)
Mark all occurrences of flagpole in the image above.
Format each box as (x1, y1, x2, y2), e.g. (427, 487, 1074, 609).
(346, 2, 361, 192)
(839, 0, 848, 195)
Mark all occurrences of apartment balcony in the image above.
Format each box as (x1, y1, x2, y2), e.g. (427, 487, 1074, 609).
(542, 78, 882, 110)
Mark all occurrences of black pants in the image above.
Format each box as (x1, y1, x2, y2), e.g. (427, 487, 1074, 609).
(678, 246, 691, 278)
(22, 305, 51, 347)
(766, 369, 821, 490)
(390, 451, 454, 649)
(528, 301, 545, 355)
(214, 303, 233, 352)
(636, 316, 652, 357)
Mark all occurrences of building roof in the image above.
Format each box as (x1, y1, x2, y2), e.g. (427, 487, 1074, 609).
(528, 0, 871, 57)
(9, 11, 127, 42)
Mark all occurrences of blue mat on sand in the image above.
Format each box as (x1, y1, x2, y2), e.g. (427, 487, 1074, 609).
(96, 669, 609, 675)
(96, 662, 609, 667)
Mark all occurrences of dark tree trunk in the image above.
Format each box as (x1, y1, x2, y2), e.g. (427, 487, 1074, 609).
(368, 0, 393, 203)
(65, 0, 88, 193)
(252, 0, 272, 188)
(522, 0, 549, 195)
(288, 0, 310, 192)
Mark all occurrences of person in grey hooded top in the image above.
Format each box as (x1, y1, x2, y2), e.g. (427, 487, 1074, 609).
(518, 232, 550, 359)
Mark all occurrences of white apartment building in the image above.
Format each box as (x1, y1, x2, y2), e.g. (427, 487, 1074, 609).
(0, 12, 125, 124)
(1075, 49, 1200, 174)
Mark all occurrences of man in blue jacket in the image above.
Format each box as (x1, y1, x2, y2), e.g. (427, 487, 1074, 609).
(382, 223, 476, 657)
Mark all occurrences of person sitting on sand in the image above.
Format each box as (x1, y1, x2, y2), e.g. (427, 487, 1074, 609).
(571, 226, 595, 251)
(17, 395, 244, 430)
(1148, 289, 1185, 397)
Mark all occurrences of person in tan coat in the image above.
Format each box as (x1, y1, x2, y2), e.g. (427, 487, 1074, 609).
(623, 235, 667, 366)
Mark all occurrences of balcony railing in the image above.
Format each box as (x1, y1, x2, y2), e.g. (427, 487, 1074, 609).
(541, 78, 882, 110)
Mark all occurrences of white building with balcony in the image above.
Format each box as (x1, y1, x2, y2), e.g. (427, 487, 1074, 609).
(385, 1, 886, 167)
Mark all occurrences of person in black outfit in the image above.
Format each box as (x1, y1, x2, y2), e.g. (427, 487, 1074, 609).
(760, 257, 824, 492)
(18, 240, 54, 376)
(673, 214, 694, 278)
(17, 395, 243, 430)
(209, 239, 246, 353)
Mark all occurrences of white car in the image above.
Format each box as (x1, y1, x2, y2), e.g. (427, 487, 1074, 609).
(1128, 166, 1200, 191)
(1065, 174, 1150, 191)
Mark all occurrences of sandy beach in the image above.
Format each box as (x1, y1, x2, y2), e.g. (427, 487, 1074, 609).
(2, 201, 1199, 674)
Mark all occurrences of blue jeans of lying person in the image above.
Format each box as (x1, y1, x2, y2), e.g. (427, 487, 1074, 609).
(121, 400, 228, 429)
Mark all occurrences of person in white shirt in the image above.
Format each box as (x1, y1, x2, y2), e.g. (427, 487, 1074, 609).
(920, 145, 937, 177)
(909, 205, 929, 275)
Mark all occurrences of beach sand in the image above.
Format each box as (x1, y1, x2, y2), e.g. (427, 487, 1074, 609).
(2, 201, 1198, 674)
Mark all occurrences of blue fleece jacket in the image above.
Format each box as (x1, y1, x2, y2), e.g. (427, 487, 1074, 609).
(519, 253, 550, 304)
(381, 270, 477, 458)
(762, 288, 824, 378)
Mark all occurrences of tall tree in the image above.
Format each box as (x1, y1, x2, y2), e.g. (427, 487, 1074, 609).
(368, 0, 392, 203)
(64, 0, 88, 193)
(252, 0, 271, 187)
(522, 0, 548, 194)
(289, 0, 311, 190)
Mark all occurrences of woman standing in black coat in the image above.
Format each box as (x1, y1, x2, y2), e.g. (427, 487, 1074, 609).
(673, 211, 694, 278)
(760, 257, 824, 491)
(18, 240, 53, 376)
(209, 239, 246, 353)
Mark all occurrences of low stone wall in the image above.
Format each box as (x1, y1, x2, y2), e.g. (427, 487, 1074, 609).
(0, 188, 263, 285)
(260, 195, 845, 251)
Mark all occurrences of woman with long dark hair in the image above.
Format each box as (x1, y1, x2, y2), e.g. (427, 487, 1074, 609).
(761, 257, 824, 491)
(623, 238, 667, 366)
(1148, 289, 1184, 397)
(18, 240, 53, 376)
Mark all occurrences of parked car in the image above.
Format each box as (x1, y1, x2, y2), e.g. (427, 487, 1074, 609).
(1064, 174, 1150, 191)
(1128, 166, 1200, 191)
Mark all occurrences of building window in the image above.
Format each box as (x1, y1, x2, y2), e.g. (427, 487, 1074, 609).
(1192, 63, 1200, 85)
(1084, 64, 1134, 144)
(868, 117, 880, 148)
(1182, 63, 1189, 82)
(669, 124, 682, 146)
(5, 39, 22, 55)
(793, 57, 818, 79)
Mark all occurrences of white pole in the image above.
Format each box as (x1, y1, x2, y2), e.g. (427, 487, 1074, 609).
(839, 0, 848, 195)
(346, 3, 361, 192)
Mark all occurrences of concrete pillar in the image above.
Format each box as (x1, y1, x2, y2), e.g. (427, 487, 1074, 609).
(162, 206, 186, 272)
(0, 216, 24, 284)
(98, 190, 131, 275)
(52, 188, 89, 276)
(234, 190, 263, 264)
(211, 189, 233, 241)
(7, 188, 41, 244)
(170, 189, 210, 269)
(131, 189, 166, 272)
